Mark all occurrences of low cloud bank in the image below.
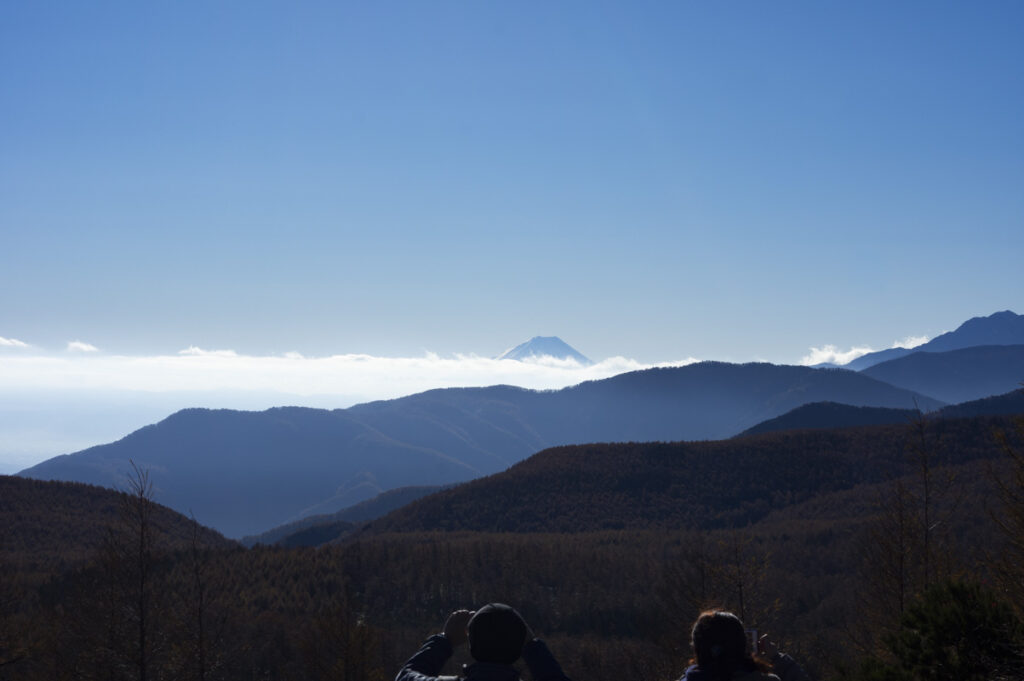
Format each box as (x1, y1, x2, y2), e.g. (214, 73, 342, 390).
(801, 334, 931, 366)
(0, 348, 700, 405)
(800, 345, 874, 366)
(892, 335, 929, 349)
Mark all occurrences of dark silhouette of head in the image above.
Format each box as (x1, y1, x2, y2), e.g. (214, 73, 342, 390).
(468, 603, 529, 664)
(690, 610, 760, 680)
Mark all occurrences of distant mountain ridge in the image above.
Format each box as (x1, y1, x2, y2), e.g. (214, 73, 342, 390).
(739, 388, 1024, 437)
(24, 312, 1018, 540)
(861, 344, 1024, 404)
(497, 336, 593, 365)
(256, 388, 1024, 547)
(846, 310, 1024, 370)
(20, 361, 938, 538)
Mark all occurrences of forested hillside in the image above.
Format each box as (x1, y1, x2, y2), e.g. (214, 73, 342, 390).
(243, 484, 448, 547)
(2, 411, 1024, 679)
(0, 475, 233, 582)
(365, 415, 1012, 534)
(739, 387, 1024, 437)
(738, 403, 917, 436)
(3, 415, 1022, 681)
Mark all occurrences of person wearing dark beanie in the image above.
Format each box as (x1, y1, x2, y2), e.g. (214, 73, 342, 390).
(468, 603, 529, 664)
(396, 603, 571, 681)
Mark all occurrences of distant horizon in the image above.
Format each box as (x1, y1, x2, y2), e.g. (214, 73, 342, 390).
(3, 307, 1019, 474)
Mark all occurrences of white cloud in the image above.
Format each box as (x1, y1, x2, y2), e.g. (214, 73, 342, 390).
(0, 336, 30, 348)
(800, 332, 930, 366)
(178, 346, 239, 358)
(0, 348, 700, 406)
(66, 341, 99, 353)
(892, 335, 929, 349)
(800, 344, 874, 366)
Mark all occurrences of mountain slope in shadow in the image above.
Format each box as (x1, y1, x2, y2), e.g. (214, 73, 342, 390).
(738, 388, 1024, 437)
(861, 345, 1024, 404)
(362, 414, 1016, 535)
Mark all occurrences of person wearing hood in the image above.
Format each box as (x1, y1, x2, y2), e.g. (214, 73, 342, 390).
(396, 603, 571, 681)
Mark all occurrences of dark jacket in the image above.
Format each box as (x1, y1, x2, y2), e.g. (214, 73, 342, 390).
(396, 633, 571, 681)
(681, 665, 779, 681)
(680, 653, 809, 681)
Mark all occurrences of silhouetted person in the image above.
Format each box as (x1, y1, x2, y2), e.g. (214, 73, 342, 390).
(396, 603, 571, 681)
(680, 610, 811, 681)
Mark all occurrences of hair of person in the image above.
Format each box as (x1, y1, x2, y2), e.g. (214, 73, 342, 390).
(689, 610, 772, 680)
(467, 603, 529, 664)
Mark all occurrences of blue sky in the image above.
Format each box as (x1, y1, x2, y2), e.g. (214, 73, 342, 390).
(1, 2, 1022, 469)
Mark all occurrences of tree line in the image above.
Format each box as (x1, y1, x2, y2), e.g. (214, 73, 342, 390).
(2, 416, 1023, 680)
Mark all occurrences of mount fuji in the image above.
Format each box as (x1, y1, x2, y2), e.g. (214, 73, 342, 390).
(496, 336, 594, 365)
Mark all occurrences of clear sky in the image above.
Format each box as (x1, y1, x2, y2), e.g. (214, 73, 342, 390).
(1, 2, 1022, 470)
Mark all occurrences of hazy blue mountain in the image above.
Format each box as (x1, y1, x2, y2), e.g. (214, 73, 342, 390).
(20, 407, 480, 538)
(861, 344, 1024, 404)
(497, 336, 593, 365)
(20, 362, 940, 538)
(844, 346, 915, 371)
(846, 310, 1024, 370)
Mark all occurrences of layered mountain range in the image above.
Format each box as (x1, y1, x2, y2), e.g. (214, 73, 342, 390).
(844, 309, 1024, 370)
(18, 311, 1024, 538)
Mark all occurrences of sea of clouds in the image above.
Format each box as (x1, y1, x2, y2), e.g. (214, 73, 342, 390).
(0, 342, 698, 472)
(0, 331, 934, 473)
(0, 344, 698, 398)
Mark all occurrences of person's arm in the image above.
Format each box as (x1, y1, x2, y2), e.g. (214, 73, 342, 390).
(522, 638, 572, 681)
(758, 636, 812, 681)
(396, 635, 453, 681)
(396, 610, 473, 681)
(770, 653, 811, 681)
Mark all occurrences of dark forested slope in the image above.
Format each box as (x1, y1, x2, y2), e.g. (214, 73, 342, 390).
(365, 414, 1015, 534)
(242, 484, 448, 547)
(738, 403, 917, 436)
(739, 388, 1024, 437)
(0, 475, 233, 580)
